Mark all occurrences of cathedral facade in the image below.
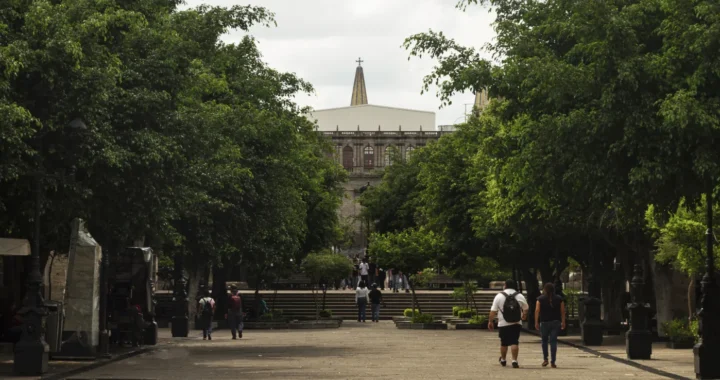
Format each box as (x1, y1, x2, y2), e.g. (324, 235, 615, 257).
(305, 59, 455, 256)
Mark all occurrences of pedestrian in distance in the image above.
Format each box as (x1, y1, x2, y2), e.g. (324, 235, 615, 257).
(359, 257, 370, 286)
(356, 280, 370, 322)
(226, 285, 244, 339)
(197, 290, 215, 340)
(488, 279, 529, 368)
(369, 283, 384, 322)
(535, 282, 566, 368)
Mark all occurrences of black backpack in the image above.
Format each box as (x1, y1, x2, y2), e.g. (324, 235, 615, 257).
(501, 291, 522, 323)
(201, 298, 213, 317)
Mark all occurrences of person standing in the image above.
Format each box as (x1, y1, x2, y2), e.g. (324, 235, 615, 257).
(369, 283, 383, 322)
(197, 291, 215, 340)
(392, 270, 401, 293)
(535, 283, 566, 368)
(368, 258, 377, 287)
(377, 267, 387, 290)
(226, 285, 244, 339)
(488, 280, 529, 368)
(359, 258, 370, 286)
(355, 281, 370, 322)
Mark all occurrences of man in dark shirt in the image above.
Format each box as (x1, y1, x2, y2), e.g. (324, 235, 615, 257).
(369, 284, 383, 322)
(368, 258, 377, 287)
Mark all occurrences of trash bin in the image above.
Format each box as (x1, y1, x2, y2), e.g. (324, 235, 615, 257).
(45, 300, 64, 353)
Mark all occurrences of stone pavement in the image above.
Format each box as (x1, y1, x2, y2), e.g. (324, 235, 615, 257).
(552, 334, 695, 379)
(68, 324, 691, 380)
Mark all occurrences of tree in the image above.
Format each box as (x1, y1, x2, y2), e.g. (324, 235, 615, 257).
(302, 251, 353, 318)
(369, 228, 443, 315)
(646, 198, 720, 319)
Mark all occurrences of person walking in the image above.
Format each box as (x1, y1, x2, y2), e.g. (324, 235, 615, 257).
(368, 257, 377, 286)
(535, 283, 566, 368)
(369, 283, 383, 322)
(226, 285, 244, 339)
(356, 280, 370, 322)
(197, 291, 215, 340)
(488, 280, 529, 368)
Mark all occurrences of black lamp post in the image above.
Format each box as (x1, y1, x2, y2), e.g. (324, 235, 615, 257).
(13, 174, 50, 375)
(581, 255, 604, 346)
(626, 264, 652, 359)
(14, 119, 87, 375)
(171, 250, 189, 337)
(694, 186, 720, 379)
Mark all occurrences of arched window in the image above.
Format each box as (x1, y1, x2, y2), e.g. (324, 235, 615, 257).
(384, 146, 394, 167)
(405, 146, 415, 160)
(364, 146, 374, 168)
(342, 146, 354, 170)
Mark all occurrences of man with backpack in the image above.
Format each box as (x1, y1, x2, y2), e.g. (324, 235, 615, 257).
(226, 285, 244, 339)
(196, 290, 215, 340)
(488, 280, 529, 368)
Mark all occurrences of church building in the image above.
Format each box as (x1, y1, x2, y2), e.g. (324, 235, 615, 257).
(306, 59, 447, 257)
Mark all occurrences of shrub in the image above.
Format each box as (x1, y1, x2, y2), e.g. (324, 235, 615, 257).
(458, 309, 477, 318)
(404, 308, 420, 317)
(411, 313, 434, 324)
(319, 309, 332, 318)
(452, 306, 462, 316)
(468, 315, 488, 325)
(690, 320, 699, 342)
(661, 319, 696, 341)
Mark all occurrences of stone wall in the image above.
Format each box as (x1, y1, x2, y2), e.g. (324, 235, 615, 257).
(323, 131, 446, 257)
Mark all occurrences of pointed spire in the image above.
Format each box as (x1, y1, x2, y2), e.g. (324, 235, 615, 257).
(351, 57, 368, 106)
(474, 89, 489, 115)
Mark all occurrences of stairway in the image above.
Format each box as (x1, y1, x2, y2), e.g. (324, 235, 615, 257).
(241, 291, 496, 320)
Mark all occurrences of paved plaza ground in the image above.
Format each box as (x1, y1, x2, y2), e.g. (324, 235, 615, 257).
(60, 323, 695, 380)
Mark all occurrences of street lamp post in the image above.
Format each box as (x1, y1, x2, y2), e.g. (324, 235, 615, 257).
(14, 119, 87, 374)
(626, 264, 652, 359)
(13, 174, 50, 375)
(694, 186, 720, 379)
(171, 250, 189, 337)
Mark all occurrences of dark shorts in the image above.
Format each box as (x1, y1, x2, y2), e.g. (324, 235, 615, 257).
(498, 324, 522, 346)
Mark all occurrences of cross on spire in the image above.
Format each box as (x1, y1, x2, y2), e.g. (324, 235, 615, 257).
(356, 57, 364, 66)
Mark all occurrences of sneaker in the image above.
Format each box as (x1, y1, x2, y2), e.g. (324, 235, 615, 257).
(551, 363, 557, 368)
(232, 336, 237, 340)
(239, 332, 243, 339)
(208, 336, 212, 341)
(203, 336, 207, 340)
(512, 361, 519, 368)
(499, 358, 507, 367)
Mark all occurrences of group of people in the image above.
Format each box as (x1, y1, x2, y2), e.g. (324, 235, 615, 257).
(195, 284, 265, 341)
(354, 281, 385, 322)
(344, 256, 410, 294)
(489, 280, 566, 369)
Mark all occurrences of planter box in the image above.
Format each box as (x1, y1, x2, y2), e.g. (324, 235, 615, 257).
(289, 320, 342, 329)
(455, 323, 487, 330)
(666, 340, 695, 349)
(395, 322, 447, 330)
(244, 322, 289, 330)
(393, 316, 411, 323)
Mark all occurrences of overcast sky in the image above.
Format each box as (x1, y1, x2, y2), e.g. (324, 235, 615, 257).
(181, 0, 496, 127)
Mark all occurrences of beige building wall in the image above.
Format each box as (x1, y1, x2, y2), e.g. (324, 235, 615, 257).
(308, 105, 436, 132)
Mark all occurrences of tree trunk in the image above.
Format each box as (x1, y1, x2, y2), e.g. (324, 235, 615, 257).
(688, 277, 696, 321)
(409, 280, 422, 315)
(322, 287, 328, 311)
(211, 263, 228, 320)
(186, 260, 205, 327)
(600, 267, 626, 328)
(523, 268, 540, 330)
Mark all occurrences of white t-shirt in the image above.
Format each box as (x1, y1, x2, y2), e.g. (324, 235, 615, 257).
(359, 262, 369, 276)
(490, 289, 529, 327)
(356, 287, 370, 302)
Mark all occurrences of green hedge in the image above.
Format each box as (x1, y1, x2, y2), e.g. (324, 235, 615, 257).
(411, 313, 434, 324)
(458, 309, 477, 318)
(319, 309, 332, 318)
(468, 315, 488, 325)
(452, 306, 462, 316)
(404, 308, 420, 317)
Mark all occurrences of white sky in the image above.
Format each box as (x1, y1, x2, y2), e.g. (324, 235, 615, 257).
(181, 0, 496, 126)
